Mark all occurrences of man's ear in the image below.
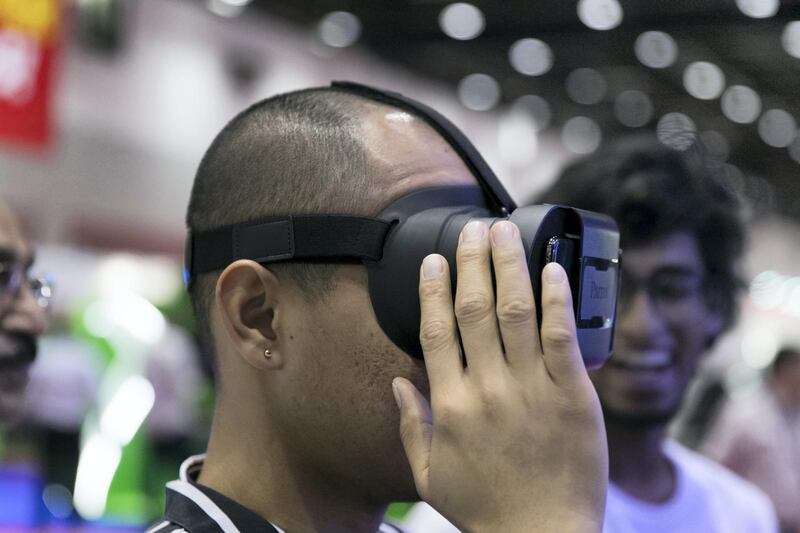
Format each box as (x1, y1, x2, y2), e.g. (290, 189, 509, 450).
(215, 260, 283, 370)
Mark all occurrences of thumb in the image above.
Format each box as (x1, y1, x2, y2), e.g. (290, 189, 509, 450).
(393, 377, 433, 500)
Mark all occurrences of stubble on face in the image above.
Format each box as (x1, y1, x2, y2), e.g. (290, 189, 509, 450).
(278, 264, 429, 502)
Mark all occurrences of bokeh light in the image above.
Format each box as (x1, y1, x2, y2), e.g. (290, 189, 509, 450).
(577, 0, 623, 31)
(566, 68, 607, 105)
(741, 325, 780, 370)
(657, 112, 697, 151)
(758, 109, 797, 148)
(439, 3, 485, 41)
(562, 116, 602, 154)
(782, 21, 800, 58)
(721, 85, 762, 124)
(736, 0, 779, 19)
(498, 112, 539, 167)
(700, 130, 730, 162)
(634, 31, 678, 69)
(509, 38, 553, 76)
(683, 61, 725, 100)
(318, 11, 362, 48)
(788, 136, 800, 164)
(614, 89, 653, 127)
(207, 0, 250, 17)
(511, 94, 552, 131)
(458, 73, 500, 111)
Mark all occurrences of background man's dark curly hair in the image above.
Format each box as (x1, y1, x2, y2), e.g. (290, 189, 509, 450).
(533, 136, 746, 332)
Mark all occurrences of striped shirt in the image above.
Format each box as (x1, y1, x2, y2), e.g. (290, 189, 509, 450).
(148, 454, 404, 533)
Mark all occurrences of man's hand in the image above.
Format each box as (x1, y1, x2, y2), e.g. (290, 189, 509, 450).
(392, 220, 607, 533)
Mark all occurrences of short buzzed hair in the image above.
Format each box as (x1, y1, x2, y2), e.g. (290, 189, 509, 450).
(186, 88, 381, 368)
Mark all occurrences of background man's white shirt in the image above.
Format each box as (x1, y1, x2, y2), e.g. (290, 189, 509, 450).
(402, 440, 777, 533)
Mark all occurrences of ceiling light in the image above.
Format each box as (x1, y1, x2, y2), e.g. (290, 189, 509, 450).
(782, 21, 800, 58)
(512, 94, 552, 131)
(562, 116, 602, 154)
(439, 3, 485, 40)
(318, 11, 362, 48)
(657, 112, 696, 151)
(758, 109, 797, 148)
(721, 85, 762, 124)
(736, 0, 779, 19)
(614, 90, 653, 127)
(683, 61, 725, 100)
(458, 73, 500, 111)
(577, 0, 623, 31)
(509, 38, 553, 76)
(788, 137, 800, 164)
(207, 0, 245, 18)
(634, 31, 678, 69)
(699, 130, 730, 162)
(566, 68, 607, 105)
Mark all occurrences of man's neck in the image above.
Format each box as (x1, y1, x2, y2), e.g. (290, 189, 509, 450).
(198, 410, 388, 533)
(606, 419, 676, 504)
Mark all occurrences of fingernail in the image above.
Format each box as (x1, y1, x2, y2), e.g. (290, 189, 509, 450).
(392, 379, 403, 409)
(461, 221, 485, 242)
(491, 221, 514, 244)
(544, 262, 566, 284)
(422, 255, 444, 280)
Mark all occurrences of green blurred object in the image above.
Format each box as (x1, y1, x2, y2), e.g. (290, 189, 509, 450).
(386, 501, 415, 521)
(104, 429, 149, 521)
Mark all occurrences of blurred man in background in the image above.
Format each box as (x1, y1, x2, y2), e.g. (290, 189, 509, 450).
(0, 197, 49, 426)
(151, 86, 608, 533)
(536, 139, 776, 533)
(703, 346, 800, 532)
(404, 138, 777, 533)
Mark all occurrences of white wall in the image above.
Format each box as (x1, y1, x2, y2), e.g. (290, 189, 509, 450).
(0, 0, 569, 246)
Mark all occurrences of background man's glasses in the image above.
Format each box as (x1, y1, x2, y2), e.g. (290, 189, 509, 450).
(0, 261, 53, 312)
(619, 269, 706, 324)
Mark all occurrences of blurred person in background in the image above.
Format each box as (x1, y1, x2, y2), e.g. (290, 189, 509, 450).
(150, 86, 608, 533)
(0, 196, 51, 525)
(702, 346, 800, 533)
(403, 138, 778, 533)
(0, 197, 49, 426)
(535, 139, 776, 532)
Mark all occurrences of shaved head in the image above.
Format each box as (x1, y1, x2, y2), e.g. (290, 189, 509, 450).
(186, 87, 474, 376)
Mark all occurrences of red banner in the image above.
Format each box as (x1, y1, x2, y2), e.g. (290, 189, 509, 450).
(0, 0, 60, 149)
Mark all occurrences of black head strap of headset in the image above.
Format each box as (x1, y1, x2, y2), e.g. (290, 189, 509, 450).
(185, 81, 516, 284)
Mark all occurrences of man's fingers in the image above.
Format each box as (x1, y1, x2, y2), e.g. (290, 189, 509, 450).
(454, 221, 504, 376)
(419, 254, 462, 391)
(490, 221, 540, 374)
(393, 377, 433, 501)
(539, 262, 585, 385)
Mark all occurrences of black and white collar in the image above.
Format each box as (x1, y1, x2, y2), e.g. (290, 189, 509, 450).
(150, 454, 404, 533)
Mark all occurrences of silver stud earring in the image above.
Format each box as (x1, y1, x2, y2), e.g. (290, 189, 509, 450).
(264, 348, 272, 358)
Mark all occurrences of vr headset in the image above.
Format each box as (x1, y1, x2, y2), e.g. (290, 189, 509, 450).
(185, 82, 620, 369)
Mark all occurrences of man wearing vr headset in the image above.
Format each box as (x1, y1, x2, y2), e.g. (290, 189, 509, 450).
(0, 198, 49, 426)
(151, 84, 609, 532)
